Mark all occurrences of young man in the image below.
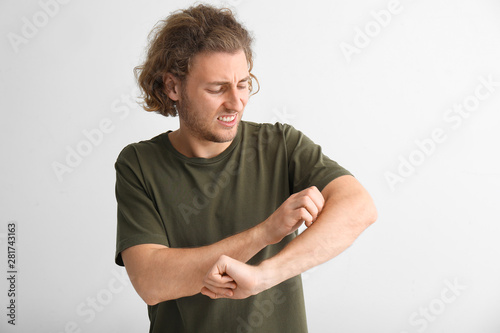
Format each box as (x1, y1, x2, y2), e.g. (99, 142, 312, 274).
(114, 4, 377, 332)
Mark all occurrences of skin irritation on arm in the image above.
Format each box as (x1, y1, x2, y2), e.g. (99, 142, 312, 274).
(201, 175, 377, 300)
(122, 224, 269, 305)
(121, 50, 377, 305)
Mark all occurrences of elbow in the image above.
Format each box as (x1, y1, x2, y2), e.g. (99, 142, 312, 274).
(360, 194, 377, 229)
(346, 190, 377, 232)
(122, 245, 180, 306)
(133, 276, 184, 305)
(365, 206, 377, 228)
(129, 274, 162, 306)
(144, 297, 160, 307)
(141, 290, 160, 306)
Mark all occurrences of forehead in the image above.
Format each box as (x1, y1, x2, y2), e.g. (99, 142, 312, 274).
(187, 50, 249, 83)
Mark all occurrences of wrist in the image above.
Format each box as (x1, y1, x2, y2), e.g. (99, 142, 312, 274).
(256, 259, 281, 292)
(253, 220, 273, 247)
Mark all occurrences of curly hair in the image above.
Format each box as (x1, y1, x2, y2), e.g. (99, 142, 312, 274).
(134, 4, 258, 117)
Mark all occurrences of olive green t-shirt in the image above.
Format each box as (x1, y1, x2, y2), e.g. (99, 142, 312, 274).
(114, 121, 352, 333)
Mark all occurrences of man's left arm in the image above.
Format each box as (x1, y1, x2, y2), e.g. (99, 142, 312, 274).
(201, 175, 377, 299)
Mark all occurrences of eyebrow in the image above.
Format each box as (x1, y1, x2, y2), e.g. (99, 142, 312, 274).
(206, 76, 251, 86)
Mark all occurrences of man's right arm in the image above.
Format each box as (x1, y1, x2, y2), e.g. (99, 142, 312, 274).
(121, 186, 323, 305)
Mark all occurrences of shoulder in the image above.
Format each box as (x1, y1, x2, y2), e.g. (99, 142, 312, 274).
(241, 121, 298, 140)
(241, 120, 292, 131)
(239, 122, 306, 153)
(116, 132, 169, 165)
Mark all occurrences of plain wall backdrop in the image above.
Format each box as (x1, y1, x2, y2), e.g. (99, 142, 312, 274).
(1, 0, 499, 332)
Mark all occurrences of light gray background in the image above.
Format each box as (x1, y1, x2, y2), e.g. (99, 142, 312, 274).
(1, 0, 499, 332)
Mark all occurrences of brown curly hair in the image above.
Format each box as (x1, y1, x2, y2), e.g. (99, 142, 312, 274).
(134, 4, 259, 117)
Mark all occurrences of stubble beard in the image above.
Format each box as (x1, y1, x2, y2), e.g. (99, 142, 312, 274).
(177, 92, 240, 144)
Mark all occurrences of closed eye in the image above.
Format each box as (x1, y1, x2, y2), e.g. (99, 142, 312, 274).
(207, 87, 225, 94)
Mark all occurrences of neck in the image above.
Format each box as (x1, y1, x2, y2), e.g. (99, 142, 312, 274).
(168, 128, 233, 159)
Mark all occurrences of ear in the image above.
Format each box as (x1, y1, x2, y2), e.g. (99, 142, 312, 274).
(163, 73, 181, 102)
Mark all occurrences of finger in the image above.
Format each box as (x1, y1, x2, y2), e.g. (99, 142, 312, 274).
(296, 196, 319, 222)
(295, 207, 314, 227)
(311, 186, 325, 213)
(204, 267, 236, 288)
(305, 186, 325, 214)
(292, 219, 307, 231)
(201, 286, 234, 299)
(203, 259, 237, 289)
(204, 275, 237, 290)
(304, 219, 312, 228)
(209, 270, 235, 283)
(296, 187, 324, 219)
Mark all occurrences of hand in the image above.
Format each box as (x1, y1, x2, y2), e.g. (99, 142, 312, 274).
(201, 255, 265, 300)
(262, 186, 325, 244)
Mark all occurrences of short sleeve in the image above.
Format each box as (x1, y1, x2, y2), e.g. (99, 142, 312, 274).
(283, 124, 353, 193)
(114, 145, 169, 266)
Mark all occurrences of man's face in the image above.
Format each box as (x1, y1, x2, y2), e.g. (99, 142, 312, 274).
(176, 50, 250, 143)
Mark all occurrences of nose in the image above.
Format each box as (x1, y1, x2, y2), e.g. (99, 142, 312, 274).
(223, 87, 247, 112)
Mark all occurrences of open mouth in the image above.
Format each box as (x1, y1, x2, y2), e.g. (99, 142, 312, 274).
(217, 115, 237, 123)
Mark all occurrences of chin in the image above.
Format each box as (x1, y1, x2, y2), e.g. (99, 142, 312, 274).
(212, 132, 237, 143)
(210, 126, 239, 143)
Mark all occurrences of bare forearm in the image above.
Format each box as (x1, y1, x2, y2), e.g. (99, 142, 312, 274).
(259, 176, 377, 290)
(200, 176, 377, 301)
(125, 182, 322, 304)
(124, 224, 268, 305)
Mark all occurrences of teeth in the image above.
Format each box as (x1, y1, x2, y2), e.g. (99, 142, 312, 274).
(218, 115, 236, 122)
